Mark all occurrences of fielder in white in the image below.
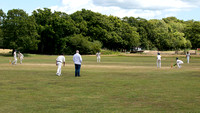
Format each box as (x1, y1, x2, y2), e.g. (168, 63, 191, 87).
(174, 57, 184, 68)
(96, 52, 101, 62)
(12, 50, 17, 65)
(157, 52, 161, 68)
(186, 51, 191, 64)
(18, 51, 24, 64)
(56, 54, 65, 76)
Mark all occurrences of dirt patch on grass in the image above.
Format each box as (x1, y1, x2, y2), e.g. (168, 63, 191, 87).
(14, 63, 171, 69)
(23, 63, 56, 66)
(83, 64, 157, 69)
(2, 63, 199, 71)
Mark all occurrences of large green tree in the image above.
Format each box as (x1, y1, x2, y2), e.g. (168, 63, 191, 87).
(71, 9, 111, 48)
(123, 17, 152, 50)
(0, 9, 5, 48)
(148, 19, 170, 50)
(1, 8, 197, 54)
(2, 9, 39, 52)
(32, 8, 77, 54)
(71, 9, 140, 51)
(163, 17, 191, 50)
(148, 18, 191, 50)
(184, 21, 200, 49)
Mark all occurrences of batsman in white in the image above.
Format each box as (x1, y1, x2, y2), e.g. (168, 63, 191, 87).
(18, 51, 24, 64)
(174, 57, 184, 68)
(96, 51, 101, 62)
(56, 53, 65, 76)
(186, 51, 191, 64)
(157, 52, 161, 68)
(12, 50, 17, 65)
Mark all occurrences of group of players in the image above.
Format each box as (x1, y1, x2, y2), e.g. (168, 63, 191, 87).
(11, 50, 24, 65)
(55, 50, 101, 76)
(157, 51, 191, 68)
(11, 50, 190, 76)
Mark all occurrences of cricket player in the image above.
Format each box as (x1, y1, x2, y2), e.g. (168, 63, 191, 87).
(186, 51, 191, 64)
(12, 50, 17, 65)
(96, 52, 101, 62)
(174, 57, 184, 68)
(157, 52, 161, 68)
(73, 50, 82, 77)
(18, 51, 24, 64)
(56, 54, 65, 76)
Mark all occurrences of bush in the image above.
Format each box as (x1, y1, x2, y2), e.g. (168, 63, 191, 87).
(101, 49, 120, 55)
(64, 34, 102, 55)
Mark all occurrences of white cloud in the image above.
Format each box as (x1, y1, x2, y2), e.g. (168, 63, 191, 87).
(49, 0, 199, 19)
(93, 0, 196, 10)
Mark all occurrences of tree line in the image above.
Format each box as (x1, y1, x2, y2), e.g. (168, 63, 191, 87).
(0, 8, 200, 54)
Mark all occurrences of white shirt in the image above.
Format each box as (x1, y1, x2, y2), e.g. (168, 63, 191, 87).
(18, 53, 24, 59)
(96, 53, 101, 57)
(157, 55, 161, 60)
(73, 53, 82, 65)
(13, 51, 17, 59)
(177, 60, 183, 64)
(186, 53, 190, 58)
(56, 55, 65, 63)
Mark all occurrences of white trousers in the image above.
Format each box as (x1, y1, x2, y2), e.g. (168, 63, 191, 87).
(97, 56, 101, 62)
(157, 59, 161, 68)
(56, 62, 62, 76)
(12, 58, 17, 65)
(177, 62, 183, 68)
(187, 57, 190, 64)
(20, 58, 23, 64)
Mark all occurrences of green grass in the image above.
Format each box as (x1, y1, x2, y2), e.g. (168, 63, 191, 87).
(0, 54, 200, 112)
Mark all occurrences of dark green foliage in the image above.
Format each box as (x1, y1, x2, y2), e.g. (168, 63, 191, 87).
(184, 21, 200, 49)
(1, 8, 199, 54)
(123, 17, 154, 50)
(71, 10, 140, 51)
(2, 9, 39, 53)
(0, 9, 5, 48)
(32, 8, 77, 54)
(65, 34, 102, 55)
(123, 17, 192, 50)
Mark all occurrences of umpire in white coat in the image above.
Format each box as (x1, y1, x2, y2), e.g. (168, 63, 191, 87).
(73, 50, 82, 77)
(56, 54, 65, 76)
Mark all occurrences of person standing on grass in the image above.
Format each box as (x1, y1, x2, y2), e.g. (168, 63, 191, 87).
(18, 51, 24, 64)
(12, 50, 17, 65)
(73, 50, 82, 77)
(96, 51, 101, 62)
(56, 53, 65, 76)
(157, 52, 161, 68)
(186, 51, 191, 64)
(174, 57, 184, 68)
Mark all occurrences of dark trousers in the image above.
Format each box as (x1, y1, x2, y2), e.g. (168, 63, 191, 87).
(75, 64, 81, 77)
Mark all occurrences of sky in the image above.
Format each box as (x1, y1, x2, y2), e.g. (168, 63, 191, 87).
(0, 0, 200, 21)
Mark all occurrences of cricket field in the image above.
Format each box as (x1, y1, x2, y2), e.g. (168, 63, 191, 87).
(0, 54, 200, 112)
